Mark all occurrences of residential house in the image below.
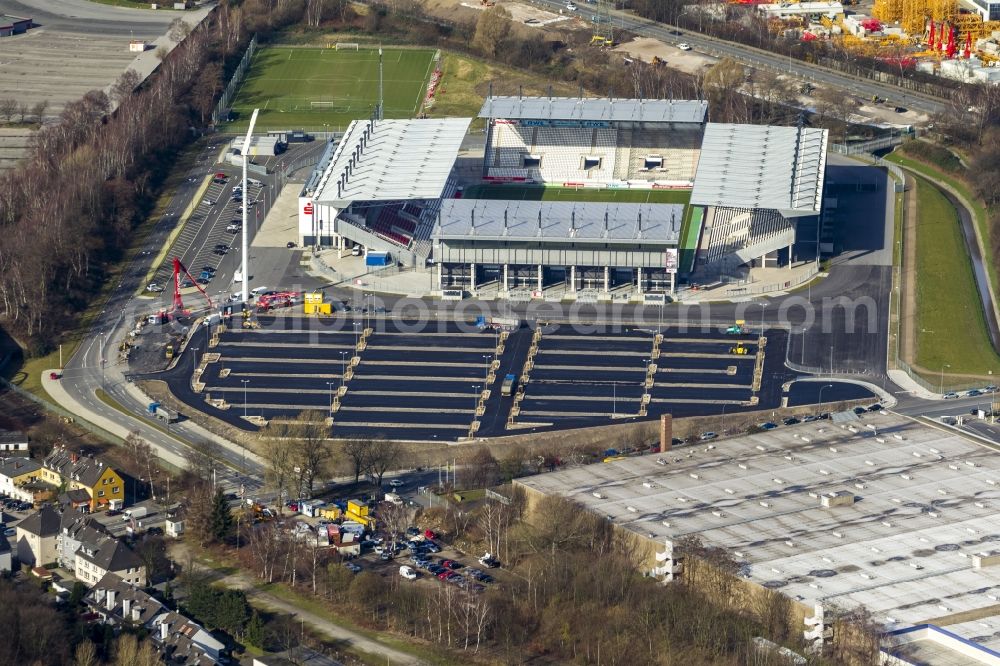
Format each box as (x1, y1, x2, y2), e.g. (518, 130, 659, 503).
(85, 573, 224, 665)
(0, 533, 11, 573)
(0, 430, 28, 455)
(56, 508, 110, 570)
(84, 573, 164, 627)
(74, 533, 146, 587)
(15, 504, 60, 566)
(0, 457, 41, 503)
(151, 610, 226, 665)
(165, 507, 185, 538)
(41, 447, 124, 511)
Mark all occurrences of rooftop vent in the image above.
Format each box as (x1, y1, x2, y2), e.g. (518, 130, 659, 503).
(821, 491, 855, 508)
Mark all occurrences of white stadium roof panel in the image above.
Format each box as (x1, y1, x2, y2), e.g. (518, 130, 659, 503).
(478, 96, 708, 124)
(313, 117, 471, 206)
(690, 123, 828, 215)
(433, 199, 683, 245)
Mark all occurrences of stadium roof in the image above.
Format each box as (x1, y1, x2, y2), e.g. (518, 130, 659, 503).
(434, 199, 683, 244)
(478, 96, 708, 124)
(516, 412, 1000, 653)
(690, 123, 828, 216)
(313, 118, 471, 206)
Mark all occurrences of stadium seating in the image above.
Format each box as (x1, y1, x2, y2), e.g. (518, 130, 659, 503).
(702, 207, 793, 265)
(484, 120, 703, 186)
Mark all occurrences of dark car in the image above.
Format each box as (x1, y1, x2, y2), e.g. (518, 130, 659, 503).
(475, 573, 494, 584)
(853, 406, 867, 415)
(782, 417, 800, 426)
(106, 509, 121, 517)
(406, 527, 420, 537)
(427, 564, 445, 575)
(445, 560, 462, 570)
(201, 266, 216, 275)
(759, 422, 778, 431)
(214, 243, 229, 250)
(867, 403, 883, 412)
(213, 248, 228, 256)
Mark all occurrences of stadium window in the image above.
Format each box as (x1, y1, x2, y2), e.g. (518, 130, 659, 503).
(644, 156, 664, 171)
(581, 156, 602, 171)
(522, 155, 542, 168)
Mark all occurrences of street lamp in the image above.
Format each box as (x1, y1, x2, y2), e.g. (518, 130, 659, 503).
(340, 351, 348, 391)
(241, 379, 250, 475)
(483, 354, 492, 387)
(818, 383, 833, 415)
(756, 301, 767, 334)
(326, 381, 335, 420)
(473, 385, 480, 412)
(940, 364, 951, 395)
(192, 347, 199, 369)
(612, 381, 617, 419)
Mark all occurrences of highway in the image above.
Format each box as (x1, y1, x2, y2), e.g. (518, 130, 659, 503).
(534, 0, 948, 115)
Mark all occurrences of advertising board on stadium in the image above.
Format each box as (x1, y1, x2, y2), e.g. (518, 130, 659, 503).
(517, 120, 611, 128)
(665, 248, 679, 274)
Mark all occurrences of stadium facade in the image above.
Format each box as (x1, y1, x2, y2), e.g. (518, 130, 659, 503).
(296, 95, 828, 300)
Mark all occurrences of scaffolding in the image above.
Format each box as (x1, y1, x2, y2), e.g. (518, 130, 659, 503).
(874, 0, 957, 34)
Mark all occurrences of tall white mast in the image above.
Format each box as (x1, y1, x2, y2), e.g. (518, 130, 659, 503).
(241, 108, 259, 304)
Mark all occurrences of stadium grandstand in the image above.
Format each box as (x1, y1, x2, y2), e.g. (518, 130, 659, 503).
(297, 116, 469, 266)
(479, 95, 707, 188)
(296, 95, 829, 298)
(689, 123, 828, 272)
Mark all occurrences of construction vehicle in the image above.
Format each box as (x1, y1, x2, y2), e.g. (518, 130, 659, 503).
(501, 373, 516, 397)
(165, 341, 176, 359)
(726, 321, 745, 335)
(729, 343, 749, 355)
(255, 291, 298, 312)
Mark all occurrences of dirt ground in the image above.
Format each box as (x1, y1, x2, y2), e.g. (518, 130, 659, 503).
(613, 36, 717, 75)
(424, 0, 577, 29)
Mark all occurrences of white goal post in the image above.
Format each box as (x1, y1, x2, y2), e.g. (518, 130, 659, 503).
(310, 101, 336, 108)
(334, 42, 360, 51)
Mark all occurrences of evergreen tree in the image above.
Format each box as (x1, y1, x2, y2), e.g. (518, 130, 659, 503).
(209, 487, 234, 542)
(245, 610, 264, 648)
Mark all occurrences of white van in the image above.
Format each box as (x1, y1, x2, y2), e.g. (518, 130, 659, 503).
(247, 178, 264, 188)
(250, 286, 269, 296)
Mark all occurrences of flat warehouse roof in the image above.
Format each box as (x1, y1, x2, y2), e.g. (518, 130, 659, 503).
(691, 123, 828, 215)
(433, 199, 683, 245)
(517, 413, 1000, 645)
(313, 117, 471, 206)
(479, 96, 708, 124)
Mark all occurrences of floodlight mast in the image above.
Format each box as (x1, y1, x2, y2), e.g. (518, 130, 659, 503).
(241, 108, 260, 305)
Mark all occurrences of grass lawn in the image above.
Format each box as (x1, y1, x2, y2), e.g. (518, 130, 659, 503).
(225, 47, 435, 131)
(886, 150, 997, 302)
(912, 176, 1000, 377)
(463, 184, 691, 205)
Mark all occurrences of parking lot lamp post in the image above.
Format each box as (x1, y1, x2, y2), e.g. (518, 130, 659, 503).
(474, 385, 480, 412)
(192, 347, 199, 370)
(756, 301, 767, 334)
(483, 354, 491, 387)
(939, 364, 951, 396)
(354, 321, 362, 351)
(326, 381, 335, 420)
(340, 351, 347, 391)
(818, 383, 833, 415)
(613, 381, 617, 419)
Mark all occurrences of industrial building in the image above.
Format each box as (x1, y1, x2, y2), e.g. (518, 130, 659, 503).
(515, 412, 1000, 663)
(0, 14, 31, 37)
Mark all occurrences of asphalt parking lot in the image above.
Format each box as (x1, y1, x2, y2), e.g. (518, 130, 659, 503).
(157, 315, 880, 441)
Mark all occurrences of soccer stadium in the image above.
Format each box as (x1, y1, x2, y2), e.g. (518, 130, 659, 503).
(296, 94, 828, 299)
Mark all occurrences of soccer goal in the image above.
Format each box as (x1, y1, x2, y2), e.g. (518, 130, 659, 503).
(310, 101, 336, 108)
(335, 42, 360, 51)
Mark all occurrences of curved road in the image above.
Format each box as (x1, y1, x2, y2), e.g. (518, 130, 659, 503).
(0, 0, 195, 35)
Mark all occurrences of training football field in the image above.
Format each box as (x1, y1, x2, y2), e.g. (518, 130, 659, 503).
(226, 47, 436, 131)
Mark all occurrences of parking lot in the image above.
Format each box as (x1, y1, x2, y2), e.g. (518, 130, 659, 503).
(147, 170, 265, 296)
(165, 315, 811, 441)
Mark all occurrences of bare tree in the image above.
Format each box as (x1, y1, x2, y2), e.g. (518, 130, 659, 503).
(168, 17, 193, 42)
(0, 99, 17, 122)
(110, 69, 142, 106)
(260, 425, 296, 506)
(473, 4, 512, 58)
(340, 438, 372, 484)
(29, 100, 48, 125)
(366, 438, 401, 490)
(290, 410, 332, 497)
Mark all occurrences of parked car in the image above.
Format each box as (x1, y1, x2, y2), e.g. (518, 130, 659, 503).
(966, 390, 983, 397)
(782, 417, 800, 426)
(345, 562, 361, 573)
(759, 422, 778, 431)
(202, 199, 215, 206)
(286, 241, 297, 248)
(437, 571, 452, 581)
(867, 403, 883, 412)
(146, 283, 163, 293)
(943, 392, 959, 399)
(406, 526, 420, 537)
(424, 529, 437, 540)
(399, 565, 418, 580)
(699, 432, 717, 441)
(677, 43, 692, 50)
(388, 479, 403, 488)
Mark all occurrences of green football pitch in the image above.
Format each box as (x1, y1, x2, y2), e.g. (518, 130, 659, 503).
(462, 184, 692, 205)
(225, 47, 436, 131)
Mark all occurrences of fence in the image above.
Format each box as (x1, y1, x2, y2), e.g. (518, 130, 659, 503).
(211, 34, 258, 127)
(830, 134, 909, 156)
(895, 358, 988, 394)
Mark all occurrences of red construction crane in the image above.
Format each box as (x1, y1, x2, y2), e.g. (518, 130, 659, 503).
(169, 257, 215, 316)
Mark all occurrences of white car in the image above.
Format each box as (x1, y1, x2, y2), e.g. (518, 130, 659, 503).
(677, 43, 692, 51)
(388, 479, 403, 488)
(145, 283, 163, 293)
(566, 2, 577, 10)
(399, 565, 417, 580)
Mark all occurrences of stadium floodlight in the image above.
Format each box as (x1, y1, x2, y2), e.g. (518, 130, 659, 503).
(241, 108, 259, 304)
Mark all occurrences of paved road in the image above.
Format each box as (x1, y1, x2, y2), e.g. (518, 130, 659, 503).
(0, 0, 197, 36)
(532, 0, 947, 115)
(60, 141, 268, 489)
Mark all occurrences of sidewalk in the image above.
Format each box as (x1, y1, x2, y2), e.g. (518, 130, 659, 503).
(888, 369, 944, 400)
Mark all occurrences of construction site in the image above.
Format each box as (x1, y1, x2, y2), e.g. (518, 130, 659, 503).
(756, 0, 1000, 82)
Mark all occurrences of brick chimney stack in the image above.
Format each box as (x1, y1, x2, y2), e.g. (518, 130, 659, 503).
(660, 414, 673, 452)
